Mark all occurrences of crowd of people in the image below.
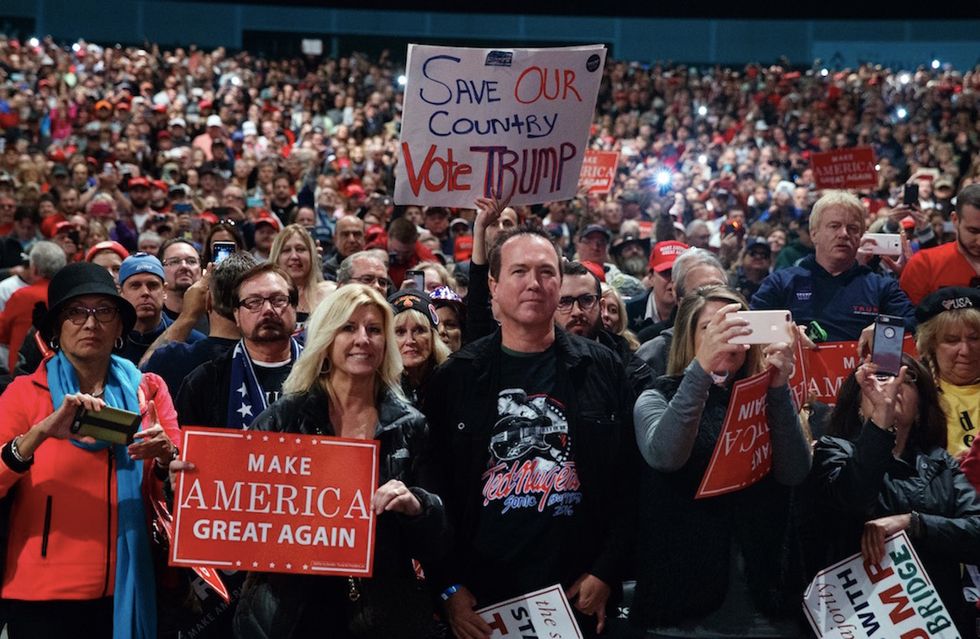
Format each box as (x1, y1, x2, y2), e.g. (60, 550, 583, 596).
(0, 32, 979, 638)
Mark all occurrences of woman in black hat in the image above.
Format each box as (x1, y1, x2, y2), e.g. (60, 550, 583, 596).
(0, 262, 180, 638)
(388, 289, 450, 407)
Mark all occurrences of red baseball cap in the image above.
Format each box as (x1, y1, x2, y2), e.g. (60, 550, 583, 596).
(85, 240, 130, 263)
(581, 260, 606, 283)
(254, 211, 282, 232)
(128, 176, 151, 189)
(649, 241, 689, 273)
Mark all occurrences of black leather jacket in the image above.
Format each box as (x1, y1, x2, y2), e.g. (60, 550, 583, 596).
(423, 327, 638, 601)
(811, 422, 980, 634)
(233, 384, 450, 639)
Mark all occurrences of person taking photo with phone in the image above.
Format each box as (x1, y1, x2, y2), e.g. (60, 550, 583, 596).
(631, 284, 811, 637)
(0, 262, 179, 638)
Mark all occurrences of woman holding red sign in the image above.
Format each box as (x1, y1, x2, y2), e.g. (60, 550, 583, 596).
(231, 283, 448, 639)
(810, 354, 980, 636)
(631, 284, 811, 637)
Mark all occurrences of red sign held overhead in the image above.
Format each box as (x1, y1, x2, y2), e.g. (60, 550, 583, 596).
(811, 147, 878, 191)
(171, 427, 380, 577)
(696, 369, 773, 499)
(794, 336, 918, 407)
(578, 150, 619, 194)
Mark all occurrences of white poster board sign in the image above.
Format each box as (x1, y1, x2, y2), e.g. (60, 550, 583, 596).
(803, 531, 959, 638)
(477, 584, 583, 638)
(396, 44, 606, 207)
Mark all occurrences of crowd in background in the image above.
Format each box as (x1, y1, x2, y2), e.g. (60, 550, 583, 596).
(0, 33, 979, 639)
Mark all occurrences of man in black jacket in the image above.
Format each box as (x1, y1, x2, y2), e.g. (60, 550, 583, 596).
(175, 262, 301, 428)
(555, 260, 654, 396)
(424, 225, 637, 638)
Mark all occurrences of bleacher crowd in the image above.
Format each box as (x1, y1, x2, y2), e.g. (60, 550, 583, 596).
(0, 33, 978, 638)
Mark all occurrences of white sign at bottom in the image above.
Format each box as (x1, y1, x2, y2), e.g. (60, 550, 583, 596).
(803, 531, 958, 638)
(477, 584, 583, 638)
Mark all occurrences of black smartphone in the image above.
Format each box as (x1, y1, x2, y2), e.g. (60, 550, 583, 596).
(71, 405, 141, 445)
(871, 315, 905, 376)
(172, 202, 193, 214)
(212, 241, 236, 264)
(903, 183, 919, 206)
(406, 269, 425, 290)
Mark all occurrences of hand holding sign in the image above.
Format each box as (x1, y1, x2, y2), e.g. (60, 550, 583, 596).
(371, 479, 421, 516)
(567, 573, 610, 634)
(862, 514, 911, 565)
(445, 585, 492, 639)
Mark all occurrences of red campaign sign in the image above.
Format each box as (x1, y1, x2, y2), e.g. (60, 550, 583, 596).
(696, 369, 773, 499)
(171, 427, 379, 577)
(577, 150, 619, 194)
(810, 147, 878, 191)
(797, 335, 918, 407)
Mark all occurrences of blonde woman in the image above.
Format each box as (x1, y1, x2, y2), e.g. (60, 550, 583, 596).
(631, 285, 810, 636)
(270, 224, 334, 326)
(233, 284, 448, 638)
(387, 289, 450, 407)
(599, 283, 639, 351)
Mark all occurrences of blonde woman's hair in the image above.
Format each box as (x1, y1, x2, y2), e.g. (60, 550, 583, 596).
(809, 190, 867, 234)
(281, 284, 403, 402)
(270, 224, 324, 302)
(600, 283, 639, 351)
(667, 284, 763, 377)
(393, 308, 451, 368)
(915, 308, 980, 384)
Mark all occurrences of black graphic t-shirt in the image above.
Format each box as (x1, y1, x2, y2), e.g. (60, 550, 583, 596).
(471, 344, 584, 601)
(252, 359, 293, 407)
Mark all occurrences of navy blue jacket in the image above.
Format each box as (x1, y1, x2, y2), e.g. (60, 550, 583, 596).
(750, 255, 915, 342)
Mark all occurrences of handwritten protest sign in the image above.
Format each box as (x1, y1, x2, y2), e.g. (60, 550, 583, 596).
(696, 369, 772, 499)
(396, 44, 606, 207)
(811, 147, 878, 191)
(478, 584, 583, 638)
(171, 427, 379, 577)
(578, 150, 618, 194)
(803, 531, 958, 638)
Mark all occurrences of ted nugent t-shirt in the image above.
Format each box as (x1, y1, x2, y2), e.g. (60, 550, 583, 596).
(471, 344, 585, 601)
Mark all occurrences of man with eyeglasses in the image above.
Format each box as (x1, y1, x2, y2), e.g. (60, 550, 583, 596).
(555, 261, 654, 396)
(176, 262, 301, 431)
(159, 238, 208, 334)
(336, 251, 390, 297)
(118, 253, 205, 365)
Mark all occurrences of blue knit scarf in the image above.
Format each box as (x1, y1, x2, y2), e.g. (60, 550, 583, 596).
(47, 352, 156, 639)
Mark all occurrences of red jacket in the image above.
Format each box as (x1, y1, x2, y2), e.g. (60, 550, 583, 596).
(0, 364, 180, 601)
(0, 278, 50, 372)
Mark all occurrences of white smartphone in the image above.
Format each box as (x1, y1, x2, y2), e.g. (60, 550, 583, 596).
(730, 310, 793, 345)
(861, 233, 902, 257)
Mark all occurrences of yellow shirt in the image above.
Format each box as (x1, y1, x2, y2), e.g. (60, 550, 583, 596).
(940, 380, 980, 457)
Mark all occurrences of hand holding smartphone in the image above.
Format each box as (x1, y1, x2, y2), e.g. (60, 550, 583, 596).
(871, 315, 905, 376)
(729, 310, 794, 344)
(70, 405, 141, 445)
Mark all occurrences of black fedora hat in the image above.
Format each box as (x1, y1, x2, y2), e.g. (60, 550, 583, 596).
(37, 262, 137, 342)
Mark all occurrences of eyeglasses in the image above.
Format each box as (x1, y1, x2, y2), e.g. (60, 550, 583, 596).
(162, 256, 200, 267)
(64, 305, 118, 325)
(353, 274, 392, 289)
(238, 294, 291, 312)
(557, 294, 599, 312)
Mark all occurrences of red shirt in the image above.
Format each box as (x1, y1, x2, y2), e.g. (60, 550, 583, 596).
(899, 241, 979, 305)
(0, 279, 50, 372)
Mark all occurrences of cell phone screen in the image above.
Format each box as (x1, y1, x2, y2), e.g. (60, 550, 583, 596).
(871, 315, 905, 376)
(406, 270, 425, 291)
(903, 183, 919, 206)
(212, 242, 236, 264)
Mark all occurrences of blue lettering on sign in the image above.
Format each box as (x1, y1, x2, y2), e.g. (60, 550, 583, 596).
(419, 55, 503, 106)
(428, 111, 558, 139)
